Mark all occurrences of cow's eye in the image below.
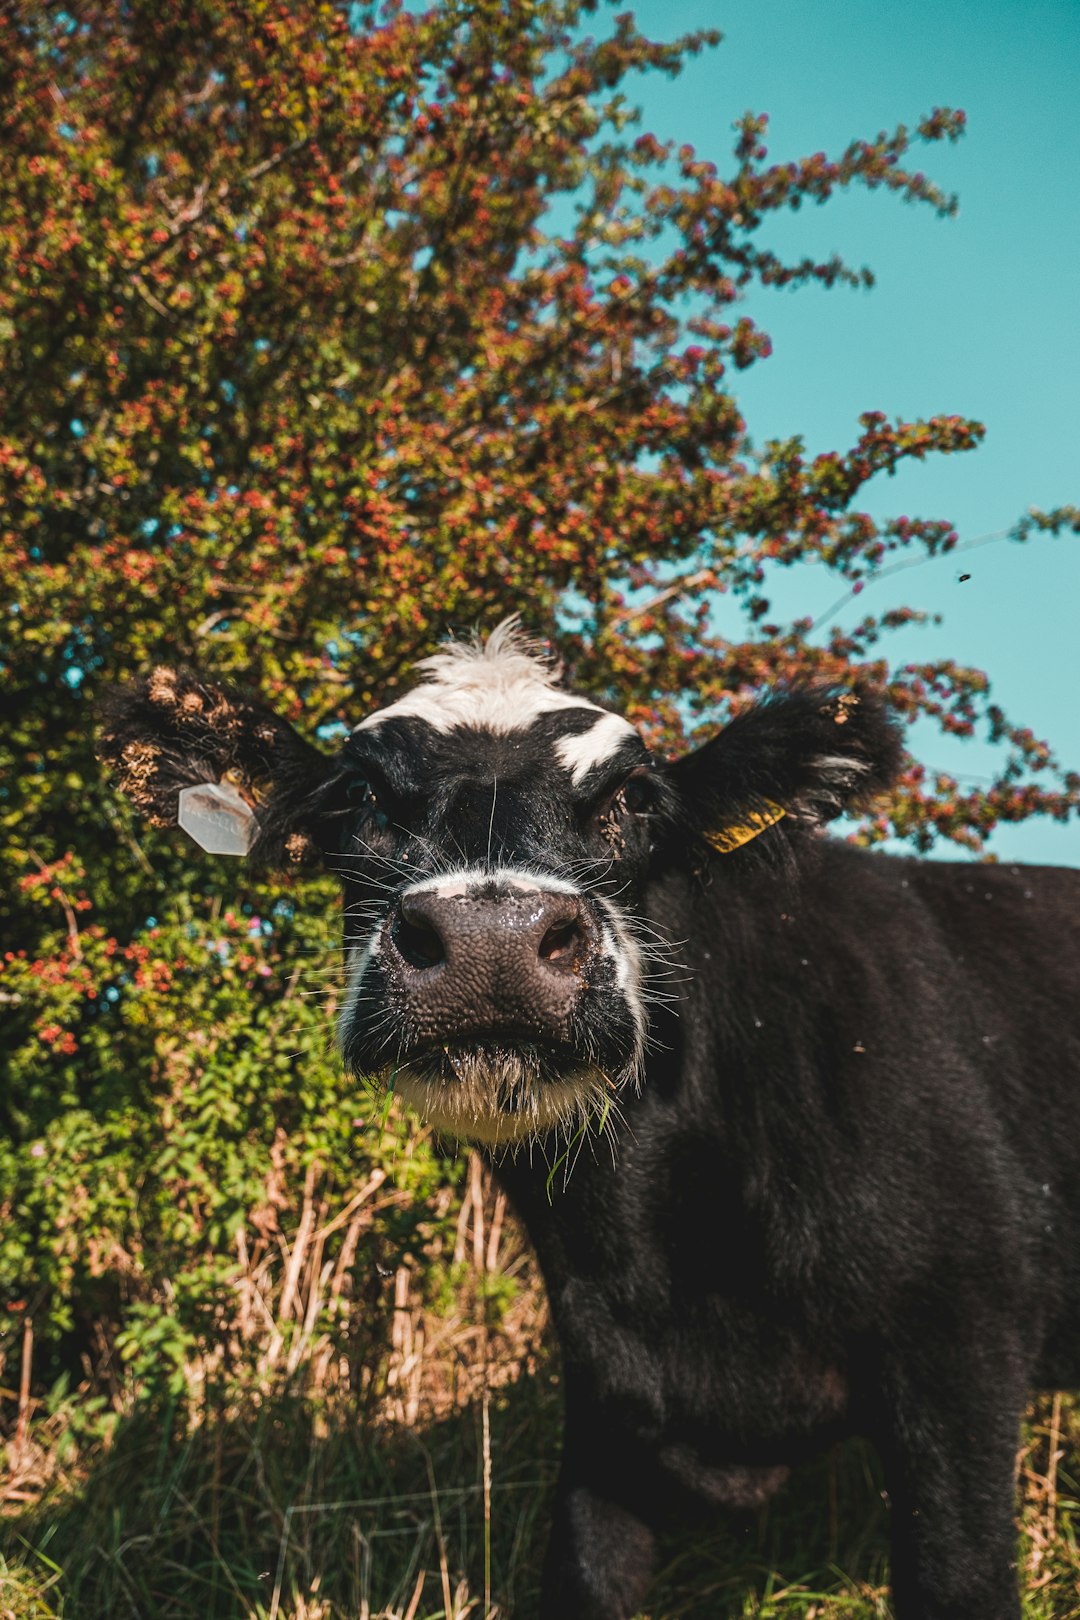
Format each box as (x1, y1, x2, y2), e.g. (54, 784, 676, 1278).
(594, 771, 651, 831)
(346, 776, 390, 830)
(622, 774, 651, 815)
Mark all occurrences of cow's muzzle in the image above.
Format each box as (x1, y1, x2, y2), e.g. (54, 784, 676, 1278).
(382, 883, 595, 1045)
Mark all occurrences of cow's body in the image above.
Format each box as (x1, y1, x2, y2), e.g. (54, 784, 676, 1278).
(502, 845, 1080, 1617)
(101, 625, 1080, 1620)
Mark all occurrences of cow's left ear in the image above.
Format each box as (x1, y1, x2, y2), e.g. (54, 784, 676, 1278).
(666, 685, 903, 854)
(99, 665, 336, 865)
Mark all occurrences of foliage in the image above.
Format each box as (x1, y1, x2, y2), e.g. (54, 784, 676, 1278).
(2, 857, 459, 1365)
(1, 1, 1078, 1615)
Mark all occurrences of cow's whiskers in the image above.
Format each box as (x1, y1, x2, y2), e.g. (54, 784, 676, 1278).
(382, 1045, 620, 1148)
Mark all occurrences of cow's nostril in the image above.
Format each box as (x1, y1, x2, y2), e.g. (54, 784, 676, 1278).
(392, 913, 446, 970)
(539, 918, 585, 968)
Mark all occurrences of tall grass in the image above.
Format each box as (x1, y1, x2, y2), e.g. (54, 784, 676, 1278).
(3, 1149, 1080, 1618)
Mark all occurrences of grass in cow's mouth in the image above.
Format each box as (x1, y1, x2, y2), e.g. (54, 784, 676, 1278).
(370, 1041, 625, 1149)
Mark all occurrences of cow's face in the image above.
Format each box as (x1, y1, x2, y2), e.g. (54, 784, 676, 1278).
(101, 622, 901, 1146)
(323, 628, 671, 1143)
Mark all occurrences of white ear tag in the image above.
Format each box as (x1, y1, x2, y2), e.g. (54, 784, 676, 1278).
(177, 781, 257, 856)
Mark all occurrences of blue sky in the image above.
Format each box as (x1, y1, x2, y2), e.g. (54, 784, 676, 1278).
(615, 0, 1079, 864)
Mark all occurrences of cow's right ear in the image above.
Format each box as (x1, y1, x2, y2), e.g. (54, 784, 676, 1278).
(98, 665, 337, 865)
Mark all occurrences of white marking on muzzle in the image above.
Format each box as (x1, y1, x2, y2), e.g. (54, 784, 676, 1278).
(596, 898, 647, 1062)
(338, 863, 650, 1143)
(338, 921, 382, 1053)
(401, 866, 581, 901)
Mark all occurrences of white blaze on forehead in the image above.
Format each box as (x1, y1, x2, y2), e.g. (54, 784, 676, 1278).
(352, 617, 637, 753)
(555, 710, 637, 786)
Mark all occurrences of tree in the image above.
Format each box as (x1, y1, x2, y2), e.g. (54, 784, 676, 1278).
(1, 0, 1077, 1502)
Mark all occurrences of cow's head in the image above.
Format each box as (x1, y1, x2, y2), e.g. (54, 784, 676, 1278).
(100, 623, 901, 1145)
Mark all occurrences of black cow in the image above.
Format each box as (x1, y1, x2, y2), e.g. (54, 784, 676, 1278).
(101, 623, 1080, 1620)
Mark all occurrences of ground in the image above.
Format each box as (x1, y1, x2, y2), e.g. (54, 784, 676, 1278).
(3, 1157, 1080, 1620)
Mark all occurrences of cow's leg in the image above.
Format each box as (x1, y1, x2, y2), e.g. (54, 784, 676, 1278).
(875, 1350, 1025, 1620)
(539, 1448, 656, 1620)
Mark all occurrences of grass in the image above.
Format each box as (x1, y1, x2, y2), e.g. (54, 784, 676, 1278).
(2, 1382, 555, 1619)
(5, 1389, 1080, 1618)
(3, 1155, 1080, 1618)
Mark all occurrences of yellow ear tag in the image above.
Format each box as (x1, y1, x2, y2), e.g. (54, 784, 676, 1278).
(704, 801, 786, 854)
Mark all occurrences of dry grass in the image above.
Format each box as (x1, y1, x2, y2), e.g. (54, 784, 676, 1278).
(3, 1152, 1080, 1618)
(1, 1144, 553, 1619)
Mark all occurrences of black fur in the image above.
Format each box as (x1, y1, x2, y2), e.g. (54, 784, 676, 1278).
(502, 840, 1080, 1620)
(100, 666, 1080, 1620)
(668, 682, 904, 858)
